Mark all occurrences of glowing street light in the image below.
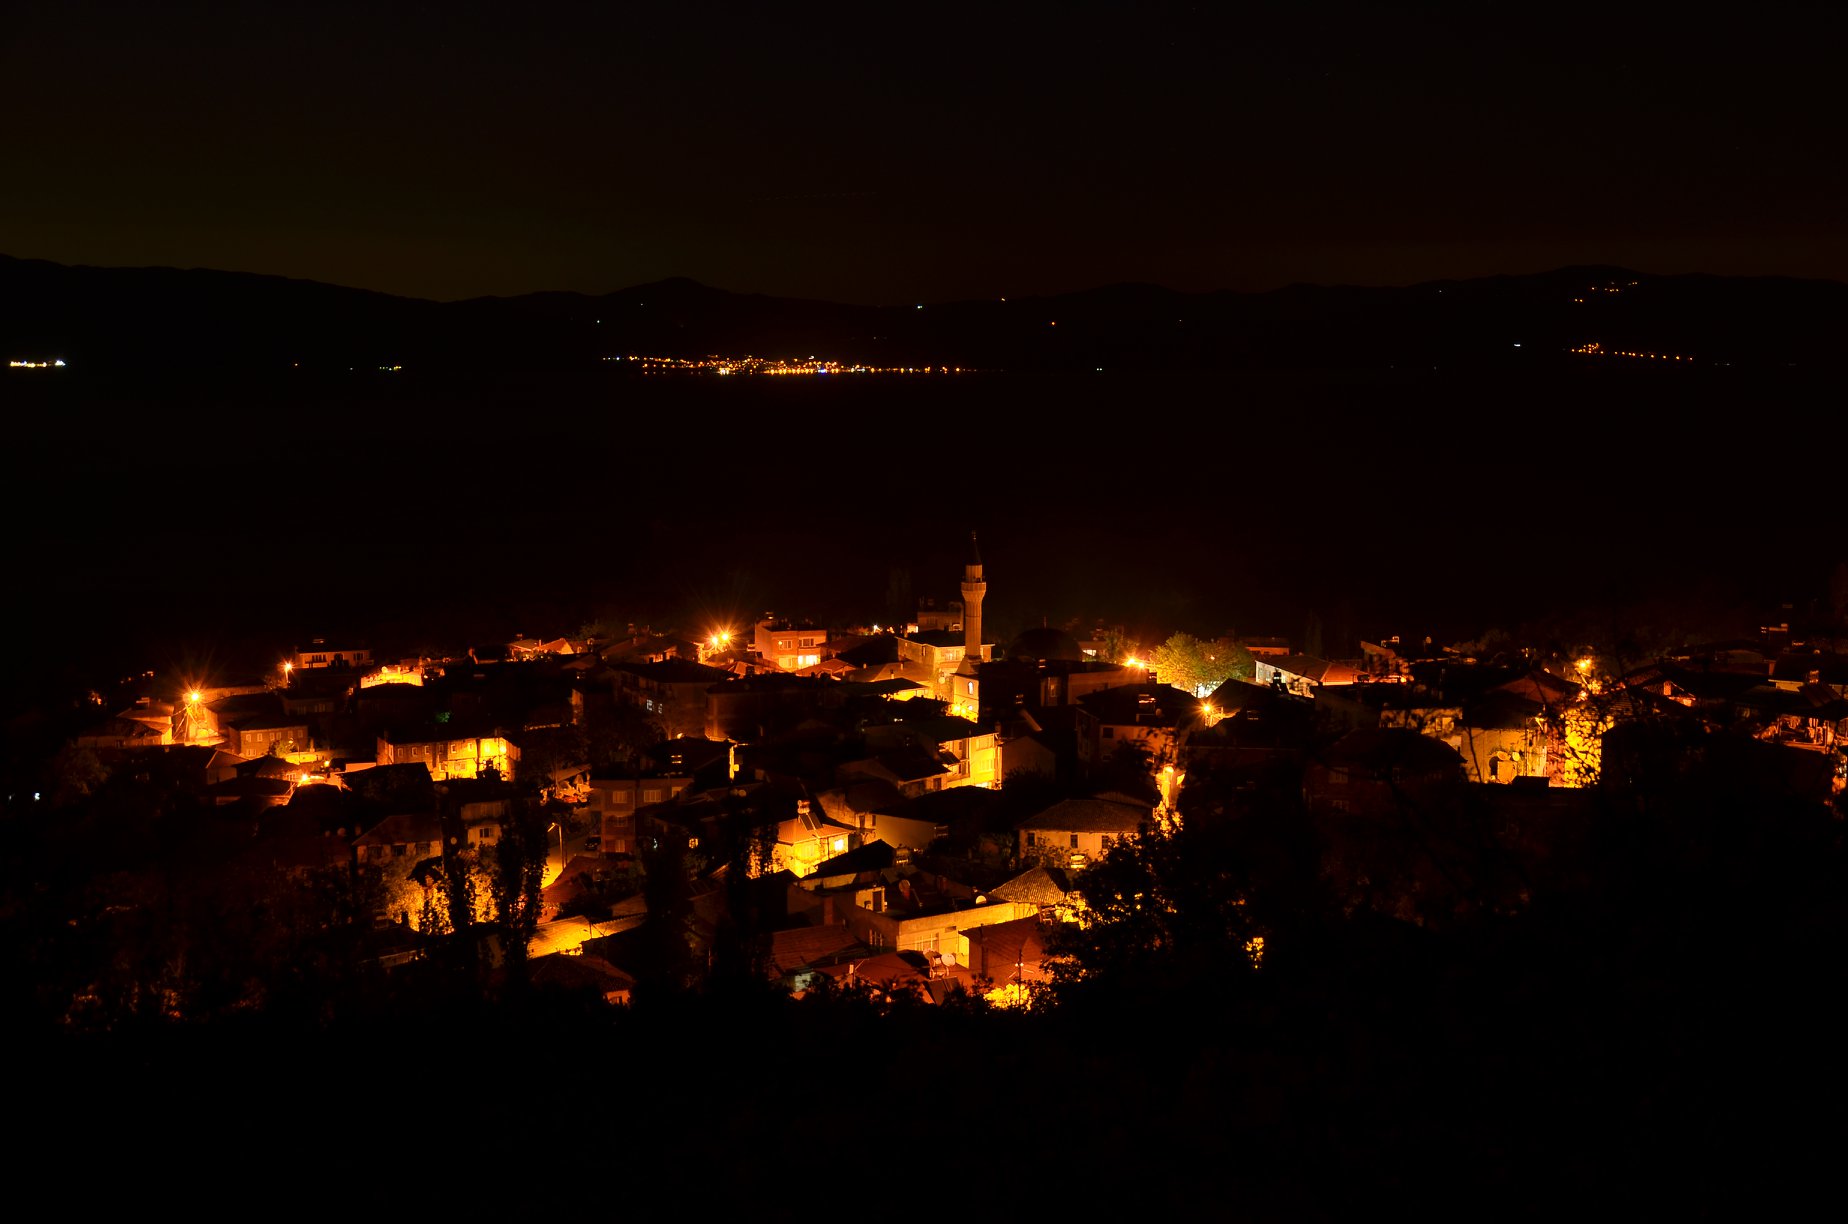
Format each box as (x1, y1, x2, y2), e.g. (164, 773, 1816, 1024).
(186, 690, 202, 705)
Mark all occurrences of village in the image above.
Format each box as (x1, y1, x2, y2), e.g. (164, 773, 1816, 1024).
(37, 536, 1847, 1025)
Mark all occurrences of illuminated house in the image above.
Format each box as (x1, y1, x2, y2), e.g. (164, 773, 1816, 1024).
(353, 812, 444, 866)
(358, 663, 424, 689)
(217, 710, 311, 759)
(1183, 682, 1314, 775)
(788, 867, 1035, 955)
(76, 704, 175, 750)
(610, 659, 731, 740)
(1253, 654, 1360, 698)
(292, 640, 373, 670)
(816, 781, 945, 855)
(599, 633, 701, 666)
(753, 619, 828, 671)
(1074, 682, 1193, 775)
(705, 673, 836, 740)
(769, 924, 865, 990)
(1304, 728, 1465, 817)
(897, 630, 972, 687)
(507, 636, 579, 660)
(899, 627, 991, 720)
(914, 595, 964, 633)
(962, 915, 1051, 998)
(838, 745, 953, 798)
(864, 715, 998, 790)
(774, 799, 862, 875)
(587, 771, 694, 856)
(438, 777, 515, 849)
(998, 719, 1068, 783)
(1015, 797, 1154, 869)
(1455, 691, 1551, 784)
(376, 725, 517, 781)
(990, 864, 1080, 921)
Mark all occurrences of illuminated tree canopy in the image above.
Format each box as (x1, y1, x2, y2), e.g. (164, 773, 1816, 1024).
(1149, 632, 1254, 697)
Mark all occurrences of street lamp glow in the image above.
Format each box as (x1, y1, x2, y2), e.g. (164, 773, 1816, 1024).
(186, 690, 201, 704)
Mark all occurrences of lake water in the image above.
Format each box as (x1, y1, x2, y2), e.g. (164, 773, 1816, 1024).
(7, 361, 1841, 691)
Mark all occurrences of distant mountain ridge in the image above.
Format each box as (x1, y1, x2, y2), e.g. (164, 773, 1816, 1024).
(4, 254, 1844, 374)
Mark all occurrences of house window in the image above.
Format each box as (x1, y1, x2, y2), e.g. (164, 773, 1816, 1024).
(1489, 757, 1500, 779)
(392, 844, 406, 856)
(1069, 834, 1079, 848)
(1025, 832, 1035, 847)
(1102, 727, 1114, 739)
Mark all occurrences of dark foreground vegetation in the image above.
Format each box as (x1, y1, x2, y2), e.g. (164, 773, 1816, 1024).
(9, 731, 1845, 1218)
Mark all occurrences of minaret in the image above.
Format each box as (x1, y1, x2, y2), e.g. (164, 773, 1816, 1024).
(960, 531, 986, 662)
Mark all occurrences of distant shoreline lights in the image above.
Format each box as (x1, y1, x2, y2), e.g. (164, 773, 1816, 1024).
(600, 354, 969, 375)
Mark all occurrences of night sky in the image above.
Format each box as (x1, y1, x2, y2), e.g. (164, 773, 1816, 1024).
(5, 2, 1845, 303)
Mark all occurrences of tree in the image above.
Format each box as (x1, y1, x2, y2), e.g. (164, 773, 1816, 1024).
(47, 743, 108, 806)
(1097, 626, 1137, 665)
(1148, 632, 1254, 697)
(635, 829, 699, 999)
(1301, 610, 1325, 660)
(1046, 812, 1264, 1001)
(516, 725, 587, 793)
(582, 701, 661, 771)
(486, 804, 549, 973)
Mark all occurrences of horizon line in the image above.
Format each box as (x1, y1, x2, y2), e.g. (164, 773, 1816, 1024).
(7, 250, 1843, 311)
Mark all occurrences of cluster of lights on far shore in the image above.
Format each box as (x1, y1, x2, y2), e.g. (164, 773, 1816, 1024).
(1571, 280, 1638, 303)
(600, 354, 968, 375)
(9, 358, 65, 369)
(1567, 342, 1695, 362)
